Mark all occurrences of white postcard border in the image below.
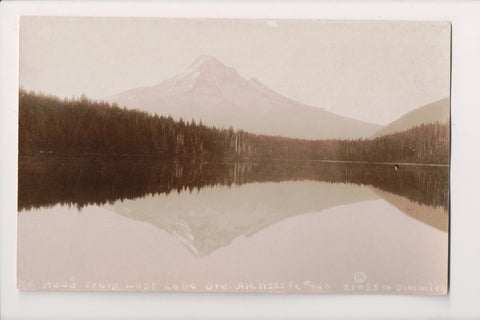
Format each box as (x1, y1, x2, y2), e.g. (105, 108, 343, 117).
(1, 1, 479, 319)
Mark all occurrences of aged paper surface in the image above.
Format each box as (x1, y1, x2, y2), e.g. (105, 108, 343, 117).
(18, 17, 450, 294)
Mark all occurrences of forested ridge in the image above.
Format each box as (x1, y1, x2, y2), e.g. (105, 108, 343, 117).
(19, 89, 450, 164)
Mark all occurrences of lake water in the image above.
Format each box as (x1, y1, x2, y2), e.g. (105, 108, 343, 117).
(17, 157, 449, 294)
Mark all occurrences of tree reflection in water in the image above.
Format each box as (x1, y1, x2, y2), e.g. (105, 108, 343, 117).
(19, 155, 448, 211)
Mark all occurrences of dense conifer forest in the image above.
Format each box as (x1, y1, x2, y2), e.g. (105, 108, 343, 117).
(19, 89, 450, 164)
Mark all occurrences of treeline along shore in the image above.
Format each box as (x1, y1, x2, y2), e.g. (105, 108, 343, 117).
(18, 89, 450, 211)
(19, 89, 449, 164)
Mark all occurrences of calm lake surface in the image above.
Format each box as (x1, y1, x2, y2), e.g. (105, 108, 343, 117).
(17, 157, 449, 294)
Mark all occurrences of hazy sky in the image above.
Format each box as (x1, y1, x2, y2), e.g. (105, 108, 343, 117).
(19, 17, 450, 125)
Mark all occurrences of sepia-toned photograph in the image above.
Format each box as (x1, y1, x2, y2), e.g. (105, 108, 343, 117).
(17, 17, 450, 294)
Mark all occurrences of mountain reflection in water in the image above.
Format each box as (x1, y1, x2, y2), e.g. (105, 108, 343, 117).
(113, 182, 379, 257)
(112, 181, 448, 257)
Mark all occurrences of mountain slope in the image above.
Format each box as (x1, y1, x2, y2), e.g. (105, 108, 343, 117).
(107, 55, 382, 140)
(372, 98, 450, 138)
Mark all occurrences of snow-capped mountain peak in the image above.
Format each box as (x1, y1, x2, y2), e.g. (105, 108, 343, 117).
(164, 55, 241, 89)
(107, 55, 382, 139)
(186, 54, 224, 70)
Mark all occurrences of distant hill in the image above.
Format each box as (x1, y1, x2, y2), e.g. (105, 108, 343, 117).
(106, 55, 382, 140)
(372, 98, 450, 138)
